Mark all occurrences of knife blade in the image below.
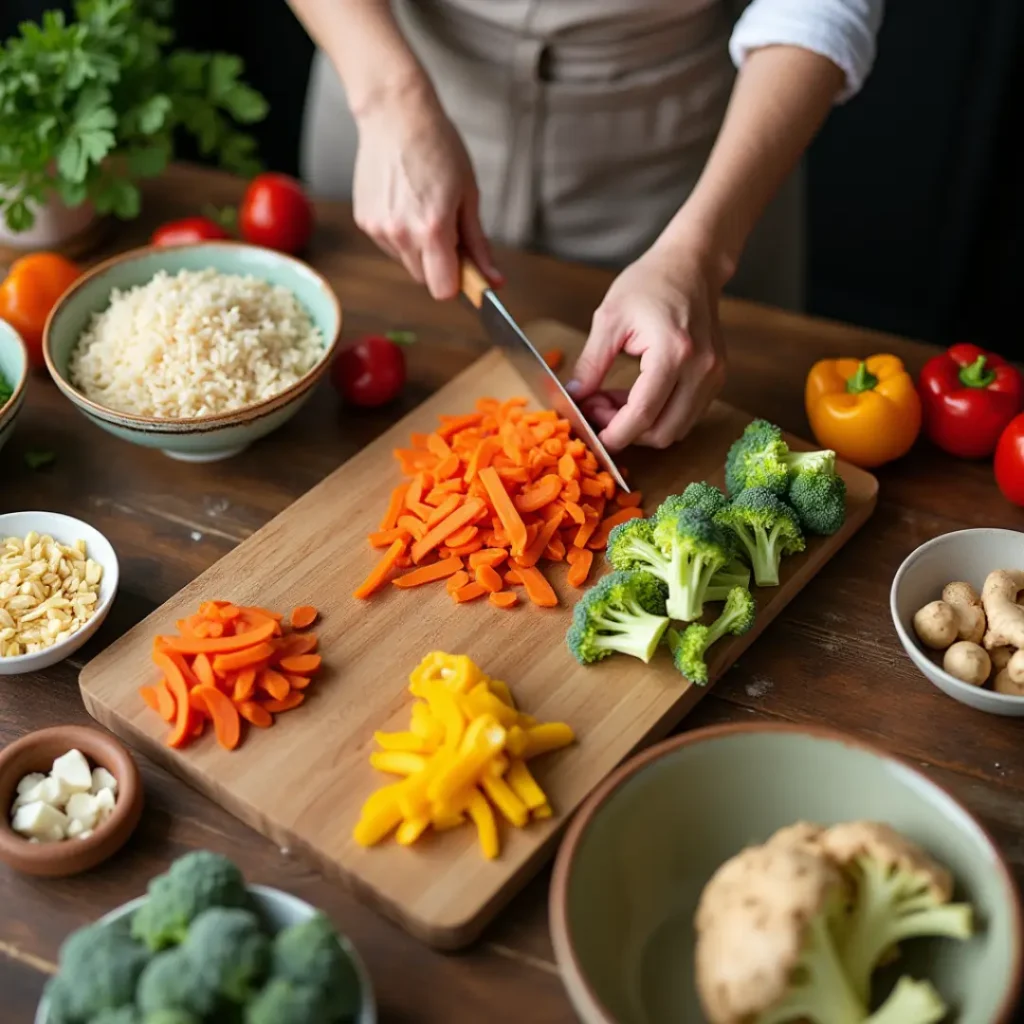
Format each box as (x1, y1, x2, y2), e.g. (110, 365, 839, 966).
(459, 258, 630, 493)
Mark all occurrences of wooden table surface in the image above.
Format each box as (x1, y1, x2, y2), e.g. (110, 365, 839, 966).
(2, 164, 1023, 1023)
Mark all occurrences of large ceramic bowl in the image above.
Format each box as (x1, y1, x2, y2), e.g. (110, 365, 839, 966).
(0, 511, 119, 676)
(35, 884, 377, 1023)
(891, 528, 1024, 716)
(550, 723, 1021, 1024)
(43, 242, 342, 462)
(0, 319, 29, 456)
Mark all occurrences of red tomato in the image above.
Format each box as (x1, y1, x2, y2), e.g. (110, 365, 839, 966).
(995, 414, 1024, 506)
(151, 217, 230, 246)
(331, 334, 411, 407)
(239, 174, 313, 254)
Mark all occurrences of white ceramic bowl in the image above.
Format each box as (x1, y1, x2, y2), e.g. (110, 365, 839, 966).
(0, 320, 29, 457)
(890, 528, 1024, 716)
(0, 511, 119, 676)
(35, 884, 377, 1023)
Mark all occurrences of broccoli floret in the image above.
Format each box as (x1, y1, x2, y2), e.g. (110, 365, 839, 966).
(87, 1009, 142, 1024)
(51, 920, 151, 1021)
(788, 466, 847, 536)
(668, 586, 756, 684)
(652, 509, 733, 621)
(725, 419, 790, 496)
(715, 488, 804, 587)
(272, 913, 361, 1021)
(42, 978, 77, 1024)
(567, 570, 670, 665)
(136, 948, 220, 1018)
(705, 557, 751, 603)
(654, 481, 729, 522)
(606, 517, 661, 572)
(866, 977, 947, 1024)
(180, 907, 270, 1004)
(244, 979, 333, 1024)
(131, 851, 250, 951)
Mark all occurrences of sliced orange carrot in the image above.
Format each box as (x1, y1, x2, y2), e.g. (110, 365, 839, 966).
(558, 451, 580, 482)
(273, 633, 318, 660)
(517, 565, 558, 607)
(279, 653, 322, 675)
(392, 556, 464, 588)
(139, 685, 161, 714)
(257, 668, 291, 701)
(354, 537, 407, 599)
(580, 477, 604, 498)
(573, 508, 601, 549)
(445, 538, 484, 557)
(395, 515, 427, 541)
(212, 642, 275, 675)
(189, 689, 210, 716)
(468, 548, 507, 569)
(589, 506, 644, 549)
(232, 667, 257, 702)
(518, 508, 565, 568)
(478, 466, 528, 556)
(446, 570, 471, 594)
(410, 498, 484, 563)
(542, 348, 564, 370)
(563, 500, 586, 525)
(437, 412, 484, 439)
(464, 438, 499, 483)
(444, 524, 479, 547)
(514, 474, 563, 514)
(488, 591, 519, 608)
(566, 548, 594, 587)
(474, 563, 503, 593)
(616, 490, 643, 508)
(505, 569, 523, 585)
(405, 472, 429, 508)
(426, 494, 462, 527)
(154, 680, 176, 722)
(368, 527, 410, 548)
(283, 672, 312, 691)
(156, 651, 194, 748)
(193, 685, 241, 750)
(162, 619, 277, 655)
(290, 604, 319, 629)
(263, 692, 305, 713)
(434, 452, 461, 480)
(237, 701, 273, 728)
(545, 535, 566, 562)
(454, 581, 488, 603)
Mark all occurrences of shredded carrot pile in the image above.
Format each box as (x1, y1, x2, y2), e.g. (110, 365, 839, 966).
(139, 601, 322, 751)
(354, 397, 643, 606)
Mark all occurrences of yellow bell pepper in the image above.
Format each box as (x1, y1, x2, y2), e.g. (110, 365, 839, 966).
(805, 355, 922, 468)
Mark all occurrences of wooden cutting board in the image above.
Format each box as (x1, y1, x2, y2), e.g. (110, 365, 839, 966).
(79, 320, 878, 949)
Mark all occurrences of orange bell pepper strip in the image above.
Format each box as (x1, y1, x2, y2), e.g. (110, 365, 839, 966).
(805, 355, 922, 468)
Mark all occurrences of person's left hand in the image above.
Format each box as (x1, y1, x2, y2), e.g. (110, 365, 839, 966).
(567, 242, 728, 451)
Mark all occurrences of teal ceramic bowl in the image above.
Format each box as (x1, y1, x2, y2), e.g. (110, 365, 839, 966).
(550, 723, 1022, 1024)
(0, 320, 29, 456)
(43, 242, 342, 462)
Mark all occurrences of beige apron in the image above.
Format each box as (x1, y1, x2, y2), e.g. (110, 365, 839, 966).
(301, 0, 805, 310)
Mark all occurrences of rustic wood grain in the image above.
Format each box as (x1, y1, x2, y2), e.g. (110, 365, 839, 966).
(2, 163, 1022, 1020)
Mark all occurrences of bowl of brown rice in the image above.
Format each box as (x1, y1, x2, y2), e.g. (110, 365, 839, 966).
(43, 242, 342, 461)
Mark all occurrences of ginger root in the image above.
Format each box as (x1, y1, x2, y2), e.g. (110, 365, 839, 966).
(913, 601, 958, 650)
(942, 641, 990, 687)
(981, 570, 1024, 650)
(941, 581, 986, 644)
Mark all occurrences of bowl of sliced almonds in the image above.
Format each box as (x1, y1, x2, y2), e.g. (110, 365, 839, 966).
(0, 511, 119, 675)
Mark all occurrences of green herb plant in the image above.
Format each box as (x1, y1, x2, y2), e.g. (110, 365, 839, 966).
(0, 0, 268, 233)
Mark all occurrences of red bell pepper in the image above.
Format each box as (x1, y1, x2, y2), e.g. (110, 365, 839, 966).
(918, 343, 1024, 459)
(995, 414, 1024, 506)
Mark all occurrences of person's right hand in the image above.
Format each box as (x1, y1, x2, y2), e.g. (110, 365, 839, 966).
(352, 92, 501, 299)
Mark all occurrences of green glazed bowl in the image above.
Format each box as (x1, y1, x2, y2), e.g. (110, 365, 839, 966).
(550, 723, 1022, 1024)
(43, 242, 342, 462)
(0, 319, 29, 456)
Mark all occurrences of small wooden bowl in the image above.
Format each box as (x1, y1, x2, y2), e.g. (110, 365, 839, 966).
(0, 726, 143, 877)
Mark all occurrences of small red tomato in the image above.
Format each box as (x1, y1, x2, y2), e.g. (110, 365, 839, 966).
(151, 217, 231, 246)
(331, 332, 413, 408)
(995, 414, 1024, 506)
(239, 173, 313, 254)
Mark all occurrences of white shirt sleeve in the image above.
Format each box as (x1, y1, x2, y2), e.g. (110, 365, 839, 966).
(729, 0, 885, 103)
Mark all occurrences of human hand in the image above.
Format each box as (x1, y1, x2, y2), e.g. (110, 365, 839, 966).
(352, 92, 501, 299)
(568, 243, 727, 451)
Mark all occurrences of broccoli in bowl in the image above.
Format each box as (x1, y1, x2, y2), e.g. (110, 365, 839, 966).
(38, 850, 372, 1024)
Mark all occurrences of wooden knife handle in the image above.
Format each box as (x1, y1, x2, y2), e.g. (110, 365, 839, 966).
(459, 257, 491, 309)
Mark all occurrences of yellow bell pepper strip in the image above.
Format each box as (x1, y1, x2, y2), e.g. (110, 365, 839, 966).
(353, 651, 575, 859)
(805, 355, 922, 468)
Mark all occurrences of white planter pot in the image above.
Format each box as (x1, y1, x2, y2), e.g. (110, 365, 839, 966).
(0, 188, 97, 249)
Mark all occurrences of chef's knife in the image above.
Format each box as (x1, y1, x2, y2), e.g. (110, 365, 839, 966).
(459, 258, 630, 493)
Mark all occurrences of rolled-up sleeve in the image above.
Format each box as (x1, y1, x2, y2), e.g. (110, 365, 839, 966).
(729, 0, 885, 102)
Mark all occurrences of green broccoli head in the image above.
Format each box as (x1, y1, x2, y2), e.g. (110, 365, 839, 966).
(788, 470, 847, 536)
(715, 488, 804, 587)
(86, 1009, 142, 1024)
(724, 419, 790, 496)
(272, 913, 361, 1020)
(51, 920, 151, 1020)
(605, 517, 660, 573)
(182, 907, 270, 1004)
(705, 557, 751, 603)
(136, 947, 221, 1019)
(131, 851, 250, 951)
(651, 508, 733, 621)
(244, 978, 333, 1024)
(566, 570, 670, 665)
(784, 447, 837, 477)
(668, 587, 755, 684)
(655, 482, 729, 522)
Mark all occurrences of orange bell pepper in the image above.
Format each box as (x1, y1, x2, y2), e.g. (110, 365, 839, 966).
(805, 355, 921, 469)
(0, 253, 81, 368)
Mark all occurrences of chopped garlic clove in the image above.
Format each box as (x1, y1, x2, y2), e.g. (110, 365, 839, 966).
(51, 749, 92, 794)
(65, 792, 100, 829)
(93, 787, 116, 822)
(66, 817, 86, 838)
(11, 801, 69, 841)
(90, 767, 118, 796)
(16, 772, 45, 795)
(17, 775, 72, 811)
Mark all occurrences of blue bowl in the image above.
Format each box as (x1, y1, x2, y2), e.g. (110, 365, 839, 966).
(0, 320, 29, 456)
(43, 242, 342, 462)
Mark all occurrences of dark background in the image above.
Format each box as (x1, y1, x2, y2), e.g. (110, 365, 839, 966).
(3, 0, 1021, 352)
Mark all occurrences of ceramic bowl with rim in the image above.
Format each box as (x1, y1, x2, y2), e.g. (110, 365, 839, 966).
(0, 511, 119, 676)
(550, 723, 1021, 1024)
(0, 319, 29, 456)
(0, 725, 143, 878)
(43, 241, 343, 463)
(34, 883, 378, 1024)
(891, 528, 1024, 717)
